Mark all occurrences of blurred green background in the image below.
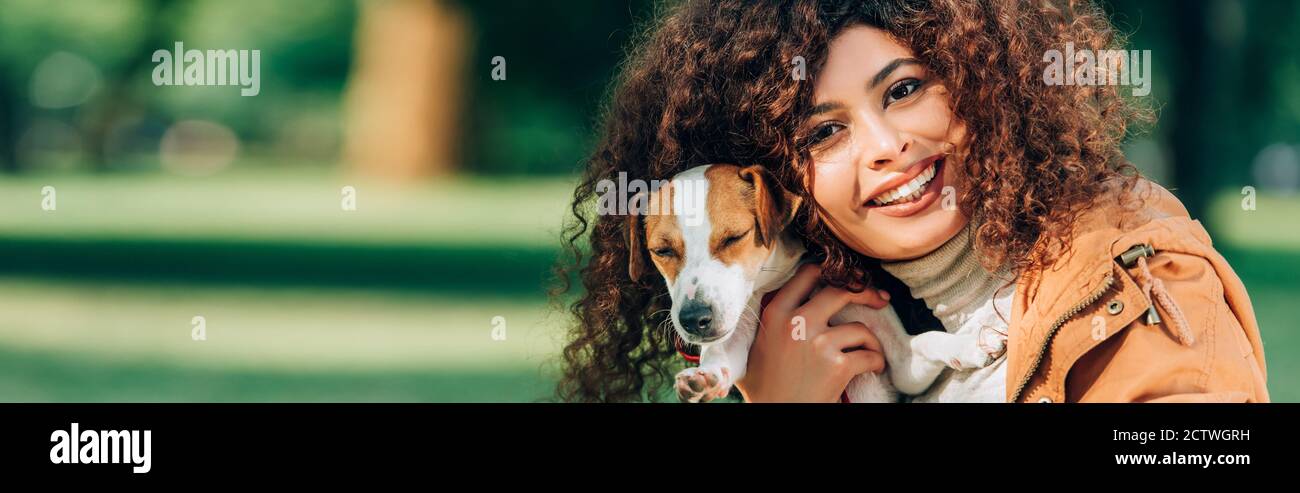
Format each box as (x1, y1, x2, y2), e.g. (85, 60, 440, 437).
(0, 0, 1295, 402)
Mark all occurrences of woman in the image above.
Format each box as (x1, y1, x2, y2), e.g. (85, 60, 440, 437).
(554, 0, 1269, 403)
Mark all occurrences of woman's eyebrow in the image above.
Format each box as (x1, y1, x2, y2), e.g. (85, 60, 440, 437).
(809, 101, 844, 116)
(869, 57, 922, 89)
(809, 57, 923, 116)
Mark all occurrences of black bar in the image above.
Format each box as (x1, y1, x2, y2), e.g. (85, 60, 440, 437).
(0, 404, 1291, 479)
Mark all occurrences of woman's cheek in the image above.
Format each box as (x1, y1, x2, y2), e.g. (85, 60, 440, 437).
(914, 84, 965, 144)
(811, 159, 855, 211)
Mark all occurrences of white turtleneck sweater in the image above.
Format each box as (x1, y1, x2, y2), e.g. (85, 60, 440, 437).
(881, 225, 1014, 403)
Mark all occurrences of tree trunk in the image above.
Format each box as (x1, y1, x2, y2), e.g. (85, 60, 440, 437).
(343, 0, 468, 179)
(0, 71, 17, 172)
(83, 0, 172, 172)
(1168, 0, 1244, 220)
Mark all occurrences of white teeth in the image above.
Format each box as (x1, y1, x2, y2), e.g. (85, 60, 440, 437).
(872, 162, 937, 206)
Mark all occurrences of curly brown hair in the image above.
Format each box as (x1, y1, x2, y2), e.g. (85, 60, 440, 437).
(553, 0, 1150, 402)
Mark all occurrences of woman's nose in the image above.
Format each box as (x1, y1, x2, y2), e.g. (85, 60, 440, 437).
(854, 111, 908, 170)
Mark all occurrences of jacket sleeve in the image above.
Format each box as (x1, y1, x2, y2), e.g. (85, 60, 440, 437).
(1066, 251, 1270, 403)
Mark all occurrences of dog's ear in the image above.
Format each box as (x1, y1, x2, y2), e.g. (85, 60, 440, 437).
(626, 191, 648, 281)
(739, 165, 803, 248)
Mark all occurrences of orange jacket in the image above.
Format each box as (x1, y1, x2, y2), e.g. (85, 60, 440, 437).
(1007, 179, 1270, 403)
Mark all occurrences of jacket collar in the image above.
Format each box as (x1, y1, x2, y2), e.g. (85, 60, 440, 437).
(1007, 229, 1119, 401)
(1006, 179, 1187, 401)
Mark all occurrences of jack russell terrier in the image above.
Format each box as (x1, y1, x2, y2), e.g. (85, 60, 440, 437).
(626, 164, 998, 403)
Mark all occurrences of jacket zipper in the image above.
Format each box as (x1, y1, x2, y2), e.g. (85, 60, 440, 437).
(1010, 272, 1115, 402)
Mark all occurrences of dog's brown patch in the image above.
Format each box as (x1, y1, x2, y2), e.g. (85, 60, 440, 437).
(639, 164, 797, 284)
(642, 180, 683, 282)
(704, 164, 769, 272)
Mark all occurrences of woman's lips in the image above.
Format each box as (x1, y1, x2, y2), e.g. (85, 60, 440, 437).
(865, 158, 945, 218)
(863, 153, 943, 205)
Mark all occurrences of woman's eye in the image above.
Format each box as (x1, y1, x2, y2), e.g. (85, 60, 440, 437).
(885, 79, 924, 105)
(805, 123, 844, 147)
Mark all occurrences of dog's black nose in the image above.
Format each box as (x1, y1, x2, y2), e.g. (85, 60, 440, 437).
(678, 300, 714, 337)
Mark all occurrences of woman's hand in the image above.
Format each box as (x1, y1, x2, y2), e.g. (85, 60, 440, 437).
(735, 264, 891, 402)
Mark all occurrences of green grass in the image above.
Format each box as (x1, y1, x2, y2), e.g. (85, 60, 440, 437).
(0, 347, 555, 402)
(1208, 191, 1300, 251)
(0, 166, 577, 248)
(0, 167, 578, 402)
(0, 275, 567, 401)
(1241, 283, 1300, 402)
(1206, 191, 1300, 402)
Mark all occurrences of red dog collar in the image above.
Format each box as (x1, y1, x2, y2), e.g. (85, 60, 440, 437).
(673, 334, 700, 363)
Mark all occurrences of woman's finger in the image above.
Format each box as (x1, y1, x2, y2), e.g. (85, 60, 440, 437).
(799, 286, 859, 323)
(844, 287, 891, 309)
(838, 345, 887, 375)
(818, 322, 883, 354)
(800, 284, 893, 324)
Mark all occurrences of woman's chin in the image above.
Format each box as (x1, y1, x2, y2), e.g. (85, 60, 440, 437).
(865, 214, 969, 261)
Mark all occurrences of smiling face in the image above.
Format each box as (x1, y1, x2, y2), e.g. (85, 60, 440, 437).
(801, 25, 970, 261)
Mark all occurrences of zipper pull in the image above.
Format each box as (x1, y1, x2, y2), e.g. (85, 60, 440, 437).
(1117, 243, 1164, 326)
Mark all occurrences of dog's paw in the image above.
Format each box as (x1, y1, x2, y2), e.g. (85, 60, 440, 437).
(674, 367, 730, 403)
(946, 327, 1005, 370)
(946, 350, 992, 371)
(977, 324, 1008, 359)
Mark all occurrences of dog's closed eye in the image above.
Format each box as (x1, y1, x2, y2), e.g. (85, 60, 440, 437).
(720, 229, 752, 248)
(651, 246, 677, 258)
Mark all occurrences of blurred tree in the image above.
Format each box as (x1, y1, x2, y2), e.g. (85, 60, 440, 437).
(0, 6, 10, 170)
(82, 0, 174, 171)
(461, 0, 656, 175)
(1107, 0, 1297, 220)
(0, 67, 15, 172)
(1239, 0, 1300, 174)
(1167, 0, 1226, 219)
(343, 0, 468, 179)
(0, 0, 153, 172)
